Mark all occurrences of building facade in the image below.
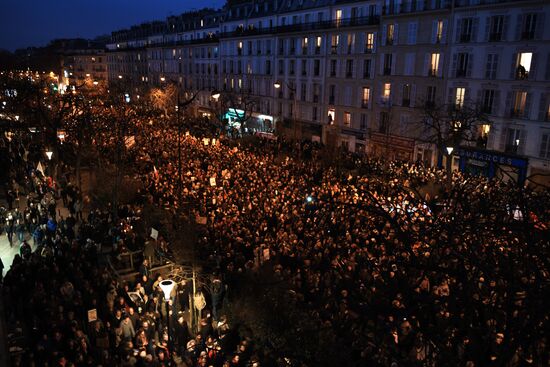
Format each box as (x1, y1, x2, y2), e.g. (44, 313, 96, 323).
(105, 0, 550, 185)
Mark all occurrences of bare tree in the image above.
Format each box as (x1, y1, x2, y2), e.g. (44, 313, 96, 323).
(416, 98, 490, 176)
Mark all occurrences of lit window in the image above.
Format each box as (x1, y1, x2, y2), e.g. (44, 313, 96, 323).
(365, 33, 374, 52)
(515, 52, 532, 79)
(383, 83, 391, 100)
(455, 87, 465, 108)
(430, 53, 440, 76)
(344, 112, 351, 126)
(387, 24, 395, 44)
(513, 91, 527, 116)
(328, 108, 336, 124)
(335, 9, 342, 26)
(316, 36, 322, 47)
(331, 35, 339, 53)
(362, 87, 370, 107)
(436, 20, 444, 43)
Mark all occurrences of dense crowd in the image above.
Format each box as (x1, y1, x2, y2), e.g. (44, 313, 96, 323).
(1, 115, 549, 366)
(137, 120, 549, 367)
(0, 134, 258, 367)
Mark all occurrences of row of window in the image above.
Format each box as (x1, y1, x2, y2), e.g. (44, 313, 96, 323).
(454, 13, 543, 44)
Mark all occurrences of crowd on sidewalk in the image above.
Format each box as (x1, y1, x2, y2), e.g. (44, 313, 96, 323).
(0, 133, 263, 367)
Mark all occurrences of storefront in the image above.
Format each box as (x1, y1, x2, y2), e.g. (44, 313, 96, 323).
(456, 147, 529, 185)
(221, 109, 274, 133)
(369, 132, 414, 161)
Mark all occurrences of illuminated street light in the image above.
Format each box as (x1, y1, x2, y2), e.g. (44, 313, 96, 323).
(46, 151, 53, 160)
(15, 115, 20, 121)
(211, 91, 220, 101)
(93, 81, 99, 85)
(160, 76, 166, 82)
(446, 147, 454, 155)
(159, 280, 176, 360)
(273, 81, 281, 89)
(118, 75, 123, 79)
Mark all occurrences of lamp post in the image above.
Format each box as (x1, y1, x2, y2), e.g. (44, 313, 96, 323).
(210, 90, 223, 135)
(159, 279, 176, 359)
(274, 81, 298, 141)
(45, 150, 53, 161)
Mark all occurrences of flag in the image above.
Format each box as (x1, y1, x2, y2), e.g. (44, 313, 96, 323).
(36, 162, 45, 176)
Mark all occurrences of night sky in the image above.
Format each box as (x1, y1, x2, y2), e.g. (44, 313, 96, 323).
(0, 0, 226, 51)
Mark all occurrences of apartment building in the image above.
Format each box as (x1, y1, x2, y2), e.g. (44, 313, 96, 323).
(105, 0, 550, 185)
(62, 49, 107, 88)
(448, 0, 549, 184)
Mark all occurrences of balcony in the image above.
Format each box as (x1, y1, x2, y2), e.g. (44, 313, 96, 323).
(489, 32, 502, 42)
(456, 69, 467, 78)
(515, 68, 529, 80)
(365, 46, 374, 54)
(521, 31, 535, 40)
(459, 34, 472, 43)
(428, 68, 438, 77)
(220, 15, 380, 39)
(481, 104, 493, 114)
(382, 0, 452, 15)
(361, 100, 370, 108)
(510, 109, 525, 118)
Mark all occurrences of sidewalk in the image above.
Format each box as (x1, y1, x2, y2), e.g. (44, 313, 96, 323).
(1, 195, 69, 277)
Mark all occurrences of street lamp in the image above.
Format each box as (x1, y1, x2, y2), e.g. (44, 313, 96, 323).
(211, 91, 221, 101)
(160, 76, 166, 82)
(159, 280, 176, 359)
(46, 150, 53, 160)
(446, 146, 454, 155)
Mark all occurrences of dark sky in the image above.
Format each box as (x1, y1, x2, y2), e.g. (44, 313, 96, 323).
(0, 0, 226, 51)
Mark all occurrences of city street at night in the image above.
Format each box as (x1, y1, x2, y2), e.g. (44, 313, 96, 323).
(1, 1, 549, 367)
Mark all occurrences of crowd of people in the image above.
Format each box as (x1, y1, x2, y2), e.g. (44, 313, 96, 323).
(0, 132, 263, 366)
(1, 114, 549, 366)
(138, 119, 549, 366)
